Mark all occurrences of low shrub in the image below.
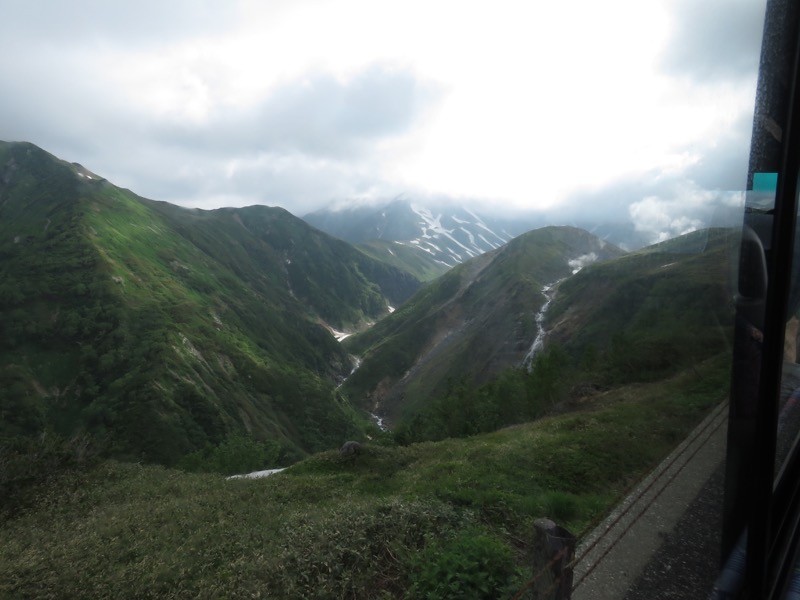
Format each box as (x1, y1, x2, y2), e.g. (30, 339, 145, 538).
(407, 528, 519, 600)
(0, 432, 103, 518)
(266, 499, 473, 598)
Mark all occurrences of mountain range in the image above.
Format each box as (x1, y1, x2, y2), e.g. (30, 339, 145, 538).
(339, 226, 625, 423)
(0, 141, 419, 463)
(0, 140, 743, 600)
(337, 225, 735, 434)
(0, 140, 736, 468)
(304, 197, 659, 270)
(304, 199, 535, 275)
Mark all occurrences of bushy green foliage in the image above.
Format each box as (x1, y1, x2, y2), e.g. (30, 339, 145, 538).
(0, 141, 420, 466)
(0, 352, 728, 598)
(178, 434, 284, 475)
(394, 346, 569, 443)
(0, 432, 103, 518)
(0, 142, 740, 598)
(547, 229, 736, 384)
(267, 500, 473, 599)
(408, 529, 518, 600)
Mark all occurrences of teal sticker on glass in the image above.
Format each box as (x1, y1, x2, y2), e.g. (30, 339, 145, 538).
(753, 172, 778, 192)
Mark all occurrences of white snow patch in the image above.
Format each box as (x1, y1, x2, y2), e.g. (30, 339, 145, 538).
(411, 204, 476, 257)
(227, 468, 285, 480)
(387, 247, 395, 256)
(387, 305, 395, 313)
(460, 227, 476, 246)
(425, 241, 443, 253)
(326, 323, 354, 341)
(478, 234, 500, 249)
(452, 215, 470, 224)
(465, 208, 484, 223)
(329, 327, 353, 342)
(408, 242, 436, 256)
(474, 221, 504, 241)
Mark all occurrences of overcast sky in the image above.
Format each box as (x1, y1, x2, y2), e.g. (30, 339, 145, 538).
(0, 0, 766, 243)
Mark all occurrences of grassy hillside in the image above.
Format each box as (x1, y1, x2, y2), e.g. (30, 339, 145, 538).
(0, 143, 740, 599)
(357, 239, 451, 282)
(341, 227, 624, 422)
(546, 227, 736, 382)
(0, 352, 728, 598)
(144, 201, 422, 328)
(0, 141, 421, 464)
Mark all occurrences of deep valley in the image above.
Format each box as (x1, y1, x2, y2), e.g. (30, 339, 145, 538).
(0, 140, 738, 598)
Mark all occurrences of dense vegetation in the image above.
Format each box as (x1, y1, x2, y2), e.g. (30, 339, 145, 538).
(345, 227, 736, 443)
(393, 346, 571, 443)
(0, 141, 741, 597)
(341, 227, 625, 424)
(0, 141, 419, 465)
(1, 352, 728, 598)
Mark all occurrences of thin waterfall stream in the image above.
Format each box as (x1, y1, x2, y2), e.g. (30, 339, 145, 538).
(523, 277, 566, 369)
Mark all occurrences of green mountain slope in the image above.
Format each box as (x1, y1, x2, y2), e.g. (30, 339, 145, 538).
(546, 227, 736, 380)
(356, 239, 451, 282)
(0, 351, 728, 598)
(0, 141, 421, 464)
(340, 226, 624, 422)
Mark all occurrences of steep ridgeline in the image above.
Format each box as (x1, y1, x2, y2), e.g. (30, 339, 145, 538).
(545, 227, 737, 374)
(0, 141, 421, 464)
(304, 198, 540, 279)
(340, 226, 624, 424)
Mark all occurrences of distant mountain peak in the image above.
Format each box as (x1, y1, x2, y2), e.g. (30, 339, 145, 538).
(304, 198, 530, 271)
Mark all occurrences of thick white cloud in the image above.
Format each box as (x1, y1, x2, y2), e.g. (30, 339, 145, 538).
(0, 0, 768, 230)
(152, 66, 442, 159)
(659, 0, 766, 83)
(628, 184, 744, 244)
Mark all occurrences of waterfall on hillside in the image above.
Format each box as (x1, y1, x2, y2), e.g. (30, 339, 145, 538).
(337, 353, 389, 431)
(523, 279, 563, 369)
(523, 254, 600, 369)
(370, 413, 388, 431)
(337, 355, 362, 388)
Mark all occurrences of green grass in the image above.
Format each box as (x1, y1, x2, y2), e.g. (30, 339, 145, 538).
(0, 354, 729, 598)
(0, 141, 427, 463)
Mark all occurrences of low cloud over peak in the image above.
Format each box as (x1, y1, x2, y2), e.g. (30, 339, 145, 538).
(0, 0, 767, 233)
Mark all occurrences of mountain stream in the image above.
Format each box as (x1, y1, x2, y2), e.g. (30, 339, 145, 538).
(522, 278, 565, 369)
